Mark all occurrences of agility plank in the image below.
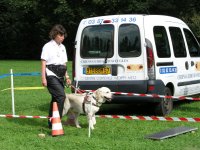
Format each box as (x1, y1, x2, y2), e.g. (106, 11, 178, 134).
(145, 126, 198, 140)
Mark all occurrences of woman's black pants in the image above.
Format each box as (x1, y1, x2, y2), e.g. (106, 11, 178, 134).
(46, 76, 66, 119)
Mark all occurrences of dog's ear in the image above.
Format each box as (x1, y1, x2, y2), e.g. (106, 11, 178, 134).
(94, 89, 101, 100)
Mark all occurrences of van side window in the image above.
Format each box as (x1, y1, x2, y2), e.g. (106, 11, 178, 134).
(183, 29, 200, 57)
(153, 26, 171, 58)
(119, 24, 141, 57)
(169, 27, 187, 58)
(80, 25, 114, 58)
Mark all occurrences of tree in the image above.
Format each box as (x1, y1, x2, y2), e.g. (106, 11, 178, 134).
(0, 0, 199, 60)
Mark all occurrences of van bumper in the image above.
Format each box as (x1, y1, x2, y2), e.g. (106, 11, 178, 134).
(112, 94, 160, 103)
(72, 79, 165, 103)
(72, 80, 148, 93)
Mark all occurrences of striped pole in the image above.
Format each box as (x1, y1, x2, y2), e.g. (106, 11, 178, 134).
(10, 69, 15, 115)
(96, 115, 200, 123)
(112, 92, 200, 101)
(1, 114, 200, 123)
(81, 89, 200, 101)
(0, 114, 49, 119)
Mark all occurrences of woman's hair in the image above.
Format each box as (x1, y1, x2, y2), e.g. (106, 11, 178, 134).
(49, 24, 67, 39)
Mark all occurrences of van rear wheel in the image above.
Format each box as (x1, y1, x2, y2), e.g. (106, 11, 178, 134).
(154, 87, 173, 116)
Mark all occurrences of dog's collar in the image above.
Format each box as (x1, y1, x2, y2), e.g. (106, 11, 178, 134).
(92, 95, 97, 101)
(93, 95, 106, 107)
(92, 95, 104, 107)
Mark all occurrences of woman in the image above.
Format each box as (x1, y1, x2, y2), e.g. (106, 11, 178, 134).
(41, 24, 71, 128)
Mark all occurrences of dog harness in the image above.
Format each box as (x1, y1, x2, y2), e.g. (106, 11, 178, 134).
(82, 95, 99, 113)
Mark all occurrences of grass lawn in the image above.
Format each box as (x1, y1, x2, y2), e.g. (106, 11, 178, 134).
(0, 60, 200, 150)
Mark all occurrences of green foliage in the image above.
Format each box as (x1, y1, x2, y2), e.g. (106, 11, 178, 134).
(0, 0, 200, 60)
(190, 13, 200, 38)
(181, 12, 200, 40)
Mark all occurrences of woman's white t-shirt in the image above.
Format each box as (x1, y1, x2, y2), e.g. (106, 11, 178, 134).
(41, 40, 68, 76)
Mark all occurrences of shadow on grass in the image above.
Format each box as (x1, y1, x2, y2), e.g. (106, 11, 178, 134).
(173, 101, 200, 112)
(5, 103, 50, 129)
(98, 103, 156, 116)
(98, 101, 200, 116)
(38, 103, 49, 112)
(5, 117, 48, 129)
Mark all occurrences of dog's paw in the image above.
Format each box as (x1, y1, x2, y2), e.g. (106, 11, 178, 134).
(90, 124, 95, 130)
(76, 125, 82, 128)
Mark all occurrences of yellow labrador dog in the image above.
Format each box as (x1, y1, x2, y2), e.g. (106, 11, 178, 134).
(62, 87, 112, 130)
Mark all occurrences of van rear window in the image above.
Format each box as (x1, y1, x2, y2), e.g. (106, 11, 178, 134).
(80, 25, 114, 58)
(118, 24, 141, 57)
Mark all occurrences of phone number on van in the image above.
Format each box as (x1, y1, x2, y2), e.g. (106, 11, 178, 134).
(159, 67, 177, 74)
(82, 17, 136, 25)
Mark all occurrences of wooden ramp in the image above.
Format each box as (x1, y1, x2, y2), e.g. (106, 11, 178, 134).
(146, 126, 198, 140)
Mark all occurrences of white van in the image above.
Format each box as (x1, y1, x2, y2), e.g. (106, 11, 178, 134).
(72, 15, 200, 116)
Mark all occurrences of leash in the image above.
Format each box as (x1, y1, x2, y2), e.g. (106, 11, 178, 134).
(66, 84, 83, 93)
(67, 84, 92, 94)
(68, 84, 105, 107)
(67, 84, 95, 138)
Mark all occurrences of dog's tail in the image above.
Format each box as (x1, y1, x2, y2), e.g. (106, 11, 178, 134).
(62, 95, 71, 116)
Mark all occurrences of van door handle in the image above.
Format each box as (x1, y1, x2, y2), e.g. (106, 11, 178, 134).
(185, 61, 189, 70)
(191, 61, 194, 66)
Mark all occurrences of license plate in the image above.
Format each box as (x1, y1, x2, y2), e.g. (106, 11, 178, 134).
(84, 67, 111, 75)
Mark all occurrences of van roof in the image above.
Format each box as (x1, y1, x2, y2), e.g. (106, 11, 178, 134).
(81, 14, 186, 26)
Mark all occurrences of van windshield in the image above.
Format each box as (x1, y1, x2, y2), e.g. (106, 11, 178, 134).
(80, 25, 114, 58)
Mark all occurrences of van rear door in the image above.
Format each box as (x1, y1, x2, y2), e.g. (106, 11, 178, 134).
(74, 15, 148, 93)
(74, 16, 117, 90)
(116, 15, 148, 93)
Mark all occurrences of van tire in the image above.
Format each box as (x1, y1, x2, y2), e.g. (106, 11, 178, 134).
(154, 87, 173, 116)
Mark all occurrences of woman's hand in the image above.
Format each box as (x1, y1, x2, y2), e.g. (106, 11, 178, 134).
(41, 60, 47, 86)
(66, 78, 71, 86)
(42, 77, 47, 86)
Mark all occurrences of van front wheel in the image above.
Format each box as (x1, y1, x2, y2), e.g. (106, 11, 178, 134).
(154, 87, 173, 116)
